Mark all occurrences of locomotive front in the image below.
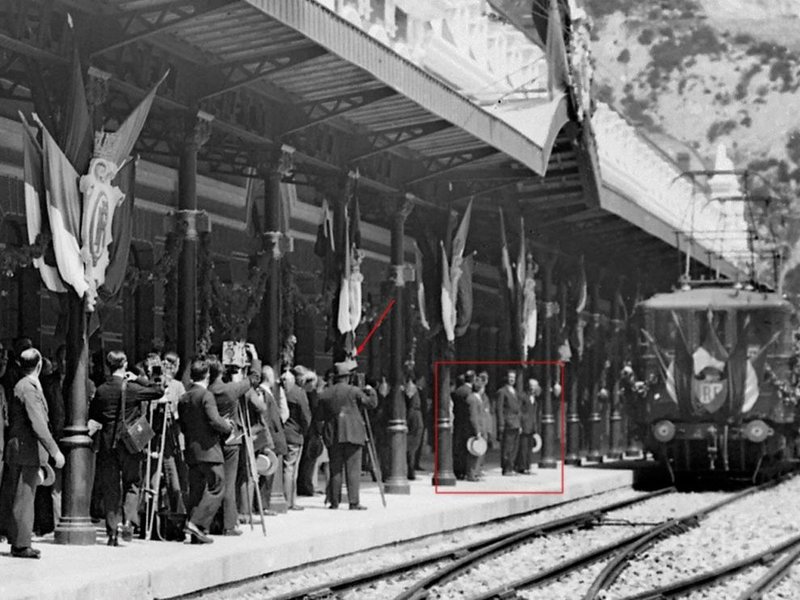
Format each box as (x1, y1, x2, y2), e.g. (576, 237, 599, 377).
(639, 286, 798, 481)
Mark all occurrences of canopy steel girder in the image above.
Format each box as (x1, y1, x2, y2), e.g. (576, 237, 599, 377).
(89, 0, 238, 57)
(282, 87, 398, 136)
(199, 45, 328, 100)
(247, 0, 551, 176)
(349, 119, 453, 162)
(406, 147, 500, 185)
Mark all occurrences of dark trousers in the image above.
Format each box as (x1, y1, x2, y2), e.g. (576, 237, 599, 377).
(328, 442, 362, 507)
(186, 462, 224, 531)
(221, 444, 240, 531)
(97, 447, 142, 535)
(500, 429, 520, 474)
(406, 411, 423, 479)
(516, 433, 533, 472)
(0, 463, 38, 548)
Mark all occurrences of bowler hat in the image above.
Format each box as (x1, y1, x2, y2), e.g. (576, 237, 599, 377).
(531, 433, 542, 453)
(466, 436, 487, 457)
(334, 358, 358, 377)
(38, 464, 56, 487)
(256, 449, 279, 477)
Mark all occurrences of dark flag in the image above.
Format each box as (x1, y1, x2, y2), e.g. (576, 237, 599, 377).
(454, 252, 475, 338)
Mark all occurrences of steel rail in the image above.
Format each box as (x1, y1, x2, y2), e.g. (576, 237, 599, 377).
(262, 489, 672, 600)
(617, 532, 800, 600)
(582, 482, 767, 600)
(735, 541, 800, 600)
(391, 488, 674, 600)
(468, 480, 776, 600)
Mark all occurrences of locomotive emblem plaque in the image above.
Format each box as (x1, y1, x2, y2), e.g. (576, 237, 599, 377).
(692, 374, 728, 414)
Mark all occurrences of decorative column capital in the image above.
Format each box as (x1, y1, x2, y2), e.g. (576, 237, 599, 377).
(170, 110, 214, 151)
(172, 209, 210, 241)
(396, 195, 415, 224)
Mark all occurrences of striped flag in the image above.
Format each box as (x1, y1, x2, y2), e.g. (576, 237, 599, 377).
(20, 114, 67, 293)
(38, 117, 89, 298)
(415, 242, 430, 330)
(498, 207, 514, 293)
(575, 255, 587, 314)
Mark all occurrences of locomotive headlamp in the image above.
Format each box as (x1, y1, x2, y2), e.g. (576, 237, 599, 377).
(652, 420, 676, 443)
(743, 419, 772, 443)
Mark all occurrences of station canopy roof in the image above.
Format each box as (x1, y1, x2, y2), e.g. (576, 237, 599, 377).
(0, 0, 744, 284)
(640, 287, 792, 312)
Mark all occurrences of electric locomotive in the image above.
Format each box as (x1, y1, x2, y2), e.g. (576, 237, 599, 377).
(638, 283, 799, 482)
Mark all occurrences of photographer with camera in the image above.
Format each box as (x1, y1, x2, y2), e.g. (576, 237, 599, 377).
(88, 351, 164, 546)
(314, 359, 377, 510)
(207, 343, 261, 536)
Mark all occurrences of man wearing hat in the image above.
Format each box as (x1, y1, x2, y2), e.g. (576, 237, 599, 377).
(452, 370, 480, 480)
(516, 378, 541, 474)
(0, 348, 64, 558)
(314, 359, 377, 510)
(179, 358, 233, 544)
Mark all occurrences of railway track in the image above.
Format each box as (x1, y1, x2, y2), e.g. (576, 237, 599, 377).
(266, 488, 673, 600)
(470, 480, 788, 600)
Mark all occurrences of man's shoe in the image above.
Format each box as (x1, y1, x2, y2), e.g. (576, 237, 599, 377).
(349, 504, 367, 511)
(11, 547, 40, 559)
(107, 535, 119, 547)
(184, 521, 213, 544)
(118, 523, 134, 542)
(288, 505, 304, 511)
(262, 509, 278, 517)
(328, 504, 339, 510)
(223, 528, 243, 536)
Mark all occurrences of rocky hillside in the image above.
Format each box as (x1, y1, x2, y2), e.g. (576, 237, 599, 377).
(584, 0, 800, 186)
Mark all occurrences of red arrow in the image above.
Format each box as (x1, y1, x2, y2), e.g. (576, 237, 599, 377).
(355, 298, 396, 356)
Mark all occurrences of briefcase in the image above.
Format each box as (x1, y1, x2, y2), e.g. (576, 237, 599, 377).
(121, 415, 156, 454)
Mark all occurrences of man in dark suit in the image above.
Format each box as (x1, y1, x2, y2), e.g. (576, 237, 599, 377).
(0, 348, 64, 558)
(207, 346, 261, 535)
(314, 360, 377, 510)
(451, 370, 476, 479)
(495, 369, 522, 475)
(280, 370, 311, 510)
(89, 350, 164, 546)
(516, 378, 541, 474)
(258, 365, 287, 515)
(179, 358, 232, 544)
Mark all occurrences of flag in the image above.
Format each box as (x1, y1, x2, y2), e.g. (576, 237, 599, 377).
(440, 243, 456, 342)
(575, 255, 587, 313)
(100, 158, 136, 297)
(516, 216, 526, 289)
(454, 252, 474, 338)
(522, 271, 537, 350)
(670, 311, 694, 411)
(450, 199, 472, 275)
(99, 71, 169, 167)
(62, 46, 92, 175)
(21, 114, 67, 293)
(39, 118, 89, 298)
(337, 206, 352, 334)
(415, 242, 430, 330)
(278, 181, 295, 235)
(498, 207, 514, 293)
(349, 193, 362, 249)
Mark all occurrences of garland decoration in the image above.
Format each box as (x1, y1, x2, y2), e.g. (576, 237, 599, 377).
(198, 232, 271, 344)
(0, 232, 50, 278)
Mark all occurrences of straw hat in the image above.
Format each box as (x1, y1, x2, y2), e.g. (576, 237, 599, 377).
(466, 436, 487, 457)
(256, 449, 279, 477)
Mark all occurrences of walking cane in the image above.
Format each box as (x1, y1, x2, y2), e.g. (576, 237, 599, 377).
(147, 402, 170, 540)
(239, 404, 267, 537)
(361, 407, 387, 508)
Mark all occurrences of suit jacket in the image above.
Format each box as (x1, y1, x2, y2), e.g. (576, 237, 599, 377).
(5, 376, 60, 466)
(315, 381, 378, 447)
(89, 375, 164, 453)
(495, 385, 522, 431)
(261, 385, 288, 455)
(178, 383, 232, 465)
(520, 392, 537, 434)
(453, 384, 481, 439)
(208, 358, 261, 446)
(283, 385, 311, 445)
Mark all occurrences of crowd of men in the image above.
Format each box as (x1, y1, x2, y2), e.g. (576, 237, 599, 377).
(0, 337, 541, 558)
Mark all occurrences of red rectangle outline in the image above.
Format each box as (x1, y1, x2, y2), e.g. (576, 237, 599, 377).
(433, 360, 566, 495)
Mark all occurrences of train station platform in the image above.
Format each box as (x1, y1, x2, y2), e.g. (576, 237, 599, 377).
(0, 460, 633, 600)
